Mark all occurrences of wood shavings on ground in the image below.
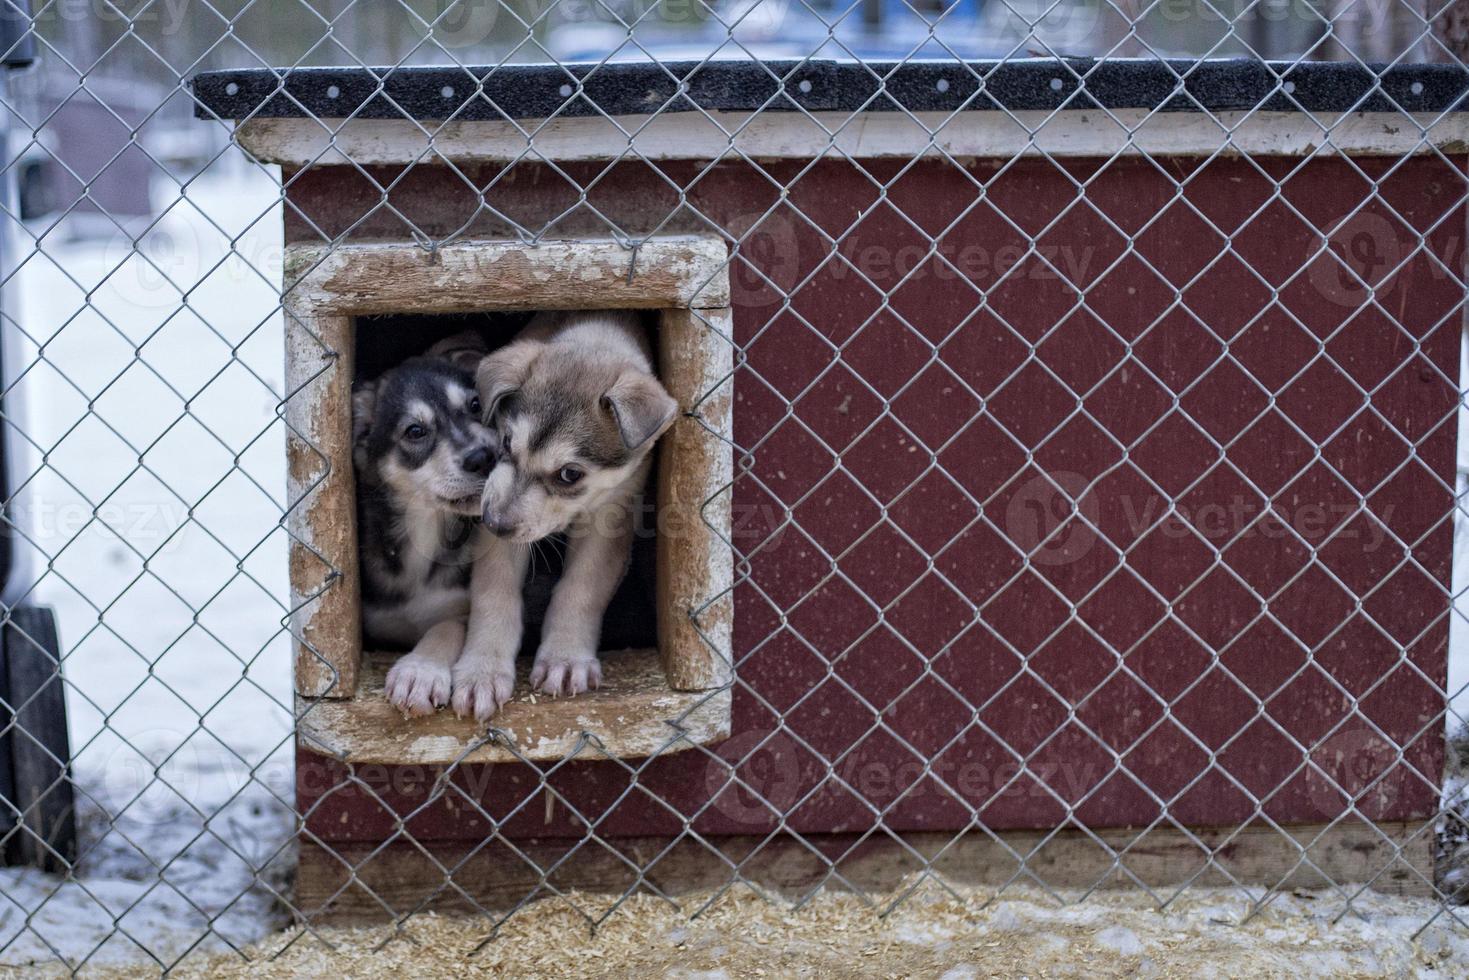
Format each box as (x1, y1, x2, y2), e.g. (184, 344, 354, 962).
(81, 880, 1469, 979)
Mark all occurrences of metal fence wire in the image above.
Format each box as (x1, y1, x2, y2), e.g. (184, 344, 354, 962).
(0, 0, 1468, 973)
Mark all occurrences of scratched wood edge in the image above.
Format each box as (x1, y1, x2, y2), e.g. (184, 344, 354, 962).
(283, 308, 361, 699)
(282, 237, 734, 705)
(292, 820, 1437, 924)
(238, 110, 1469, 167)
(657, 308, 734, 692)
(295, 648, 731, 765)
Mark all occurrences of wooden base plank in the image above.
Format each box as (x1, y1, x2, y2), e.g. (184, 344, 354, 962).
(294, 821, 1436, 924)
(296, 648, 731, 765)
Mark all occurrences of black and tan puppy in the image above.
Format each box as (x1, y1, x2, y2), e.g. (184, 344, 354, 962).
(451, 311, 677, 720)
(353, 341, 496, 715)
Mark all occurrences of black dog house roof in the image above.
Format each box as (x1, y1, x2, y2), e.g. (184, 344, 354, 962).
(191, 58, 1469, 123)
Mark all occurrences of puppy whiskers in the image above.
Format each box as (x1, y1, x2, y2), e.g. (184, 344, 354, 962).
(528, 538, 545, 579)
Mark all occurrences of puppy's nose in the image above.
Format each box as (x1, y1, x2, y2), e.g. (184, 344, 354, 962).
(481, 511, 516, 538)
(461, 447, 492, 476)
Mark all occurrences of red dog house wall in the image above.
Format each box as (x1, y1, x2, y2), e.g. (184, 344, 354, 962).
(193, 59, 1465, 916)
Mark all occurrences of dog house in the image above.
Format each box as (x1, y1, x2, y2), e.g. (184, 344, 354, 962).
(193, 59, 1466, 917)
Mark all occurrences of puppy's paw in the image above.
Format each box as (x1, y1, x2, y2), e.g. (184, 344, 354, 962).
(384, 655, 452, 717)
(531, 649, 602, 697)
(450, 660, 515, 721)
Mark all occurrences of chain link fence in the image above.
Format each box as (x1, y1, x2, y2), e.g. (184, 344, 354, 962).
(0, 0, 1467, 972)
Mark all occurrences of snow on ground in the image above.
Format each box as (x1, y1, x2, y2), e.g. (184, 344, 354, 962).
(0, 155, 296, 970)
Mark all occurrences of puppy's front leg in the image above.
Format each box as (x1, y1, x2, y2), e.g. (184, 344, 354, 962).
(532, 499, 634, 697)
(384, 618, 463, 717)
(452, 529, 529, 721)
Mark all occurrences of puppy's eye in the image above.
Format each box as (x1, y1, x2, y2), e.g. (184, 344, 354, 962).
(403, 423, 428, 441)
(557, 466, 584, 487)
(467, 397, 481, 416)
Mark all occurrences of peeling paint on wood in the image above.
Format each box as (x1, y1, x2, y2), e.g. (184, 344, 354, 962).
(283, 310, 360, 698)
(237, 110, 1469, 168)
(296, 648, 731, 764)
(286, 237, 729, 314)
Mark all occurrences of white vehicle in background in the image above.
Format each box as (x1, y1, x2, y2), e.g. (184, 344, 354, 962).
(0, 0, 75, 874)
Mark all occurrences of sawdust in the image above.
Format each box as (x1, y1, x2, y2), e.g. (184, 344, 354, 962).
(49, 880, 1468, 979)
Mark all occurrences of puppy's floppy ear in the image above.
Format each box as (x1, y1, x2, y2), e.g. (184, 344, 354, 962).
(475, 340, 543, 421)
(603, 370, 678, 451)
(351, 380, 378, 469)
(424, 330, 488, 371)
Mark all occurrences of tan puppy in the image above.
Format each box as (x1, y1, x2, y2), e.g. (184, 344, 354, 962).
(451, 311, 677, 720)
